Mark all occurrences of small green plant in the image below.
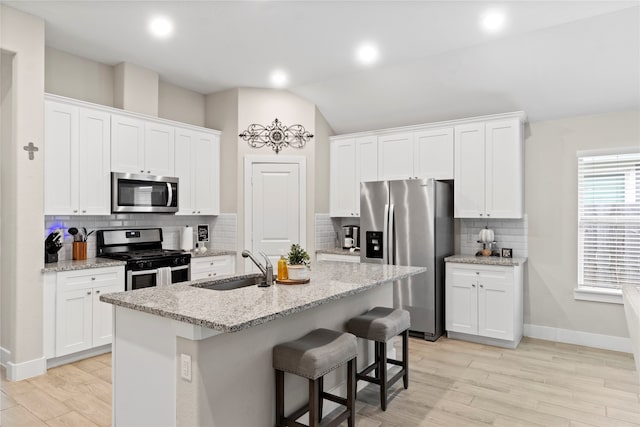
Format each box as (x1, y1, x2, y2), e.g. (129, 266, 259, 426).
(287, 244, 310, 267)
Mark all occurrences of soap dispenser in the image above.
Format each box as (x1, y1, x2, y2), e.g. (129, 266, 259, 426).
(277, 251, 288, 281)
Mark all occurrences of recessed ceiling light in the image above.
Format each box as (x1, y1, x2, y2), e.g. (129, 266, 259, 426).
(482, 11, 505, 32)
(148, 16, 174, 39)
(357, 43, 379, 66)
(271, 70, 288, 87)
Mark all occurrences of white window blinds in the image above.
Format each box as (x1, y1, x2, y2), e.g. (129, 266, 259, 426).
(578, 151, 640, 289)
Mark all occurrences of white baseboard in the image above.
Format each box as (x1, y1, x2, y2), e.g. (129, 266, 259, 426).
(524, 324, 632, 353)
(0, 346, 10, 367)
(4, 356, 47, 381)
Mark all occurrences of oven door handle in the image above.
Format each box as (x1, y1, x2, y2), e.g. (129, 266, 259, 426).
(166, 183, 173, 207)
(130, 269, 158, 276)
(171, 265, 189, 272)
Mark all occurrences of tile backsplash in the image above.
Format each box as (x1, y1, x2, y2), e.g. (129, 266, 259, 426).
(458, 215, 528, 258)
(45, 213, 237, 261)
(315, 214, 337, 250)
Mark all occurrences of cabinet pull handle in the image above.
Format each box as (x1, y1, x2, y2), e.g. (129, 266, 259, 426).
(487, 213, 491, 217)
(82, 210, 86, 213)
(147, 170, 151, 174)
(472, 284, 476, 287)
(87, 291, 91, 295)
(96, 290, 100, 294)
(91, 277, 96, 280)
(192, 211, 196, 214)
(213, 273, 217, 276)
(197, 211, 201, 214)
(210, 262, 214, 265)
(73, 210, 78, 213)
(480, 285, 483, 288)
(140, 170, 144, 173)
(479, 213, 483, 216)
(208, 273, 212, 277)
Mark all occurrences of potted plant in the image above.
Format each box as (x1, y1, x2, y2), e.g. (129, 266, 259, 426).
(287, 244, 310, 280)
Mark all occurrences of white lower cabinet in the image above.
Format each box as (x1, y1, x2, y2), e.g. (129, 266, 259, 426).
(45, 266, 125, 358)
(191, 255, 236, 281)
(445, 262, 523, 348)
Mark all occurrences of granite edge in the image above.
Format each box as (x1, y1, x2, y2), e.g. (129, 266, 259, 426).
(42, 259, 127, 273)
(445, 255, 527, 266)
(100, 266, 425, 333)
(316, 249, 360, 257)
(189, 249, 237, 258)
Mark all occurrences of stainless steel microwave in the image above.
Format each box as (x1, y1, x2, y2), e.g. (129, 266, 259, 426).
(111, 172, 178, 213)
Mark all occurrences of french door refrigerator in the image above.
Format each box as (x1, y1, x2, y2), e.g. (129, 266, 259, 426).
(360, 178, 453, 341)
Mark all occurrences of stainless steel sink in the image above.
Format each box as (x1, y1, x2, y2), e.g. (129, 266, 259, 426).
(193, 275, 266, 291)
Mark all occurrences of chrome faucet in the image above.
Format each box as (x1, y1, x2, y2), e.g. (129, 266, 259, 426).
(241, 250, 273, 287)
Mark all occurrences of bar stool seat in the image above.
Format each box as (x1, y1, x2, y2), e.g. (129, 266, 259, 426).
(273, 328, 357, 427)
(347, 307, 410, 411)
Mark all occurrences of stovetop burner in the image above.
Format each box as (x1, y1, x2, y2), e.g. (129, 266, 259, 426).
(101, 249, 186, 261)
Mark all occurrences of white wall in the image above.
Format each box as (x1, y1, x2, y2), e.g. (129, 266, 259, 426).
(314, 107, 332, 213)
(0, 5, 46, 380)
(525, 110, 640, 339)
(205, 88, 239, 214)
(158, 80, 205, 127)
(45, 47, 114, 107)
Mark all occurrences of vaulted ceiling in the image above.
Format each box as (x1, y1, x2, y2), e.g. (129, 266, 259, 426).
(7, 1, 640, 133)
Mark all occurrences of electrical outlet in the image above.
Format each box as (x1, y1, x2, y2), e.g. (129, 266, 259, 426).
(181, 353, 192, 381)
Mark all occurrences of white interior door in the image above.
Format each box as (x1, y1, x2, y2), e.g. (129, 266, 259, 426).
(250, 162, 301, 267)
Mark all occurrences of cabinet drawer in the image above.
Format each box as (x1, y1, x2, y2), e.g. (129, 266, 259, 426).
(191, 256, 232, 273)
(57, 266, 124, 291)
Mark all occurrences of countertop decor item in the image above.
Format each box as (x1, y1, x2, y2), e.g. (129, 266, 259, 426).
(287, 243, 310, 281)
(239, 118, 314, 154)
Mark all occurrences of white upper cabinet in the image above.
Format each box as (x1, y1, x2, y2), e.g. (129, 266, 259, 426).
(377, 128, 453, 181)
(330, 138, 358, 217)
(44, 100, 111, 215)
(454, 118, 523, 218)
(413, 127, 454, 179)
(454, 123, 486, 218)
(175, 128, 220, 216)
(111, 114, 175, 177)
(144, 122, 175, 177)
(378, 133, 414, 181)
(111, 114, 145, 174)
(330, 136, 379, 217)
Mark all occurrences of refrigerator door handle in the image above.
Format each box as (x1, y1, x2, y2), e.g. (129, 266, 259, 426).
(388, 203, 395, 265)
(383, 203, 389, 264)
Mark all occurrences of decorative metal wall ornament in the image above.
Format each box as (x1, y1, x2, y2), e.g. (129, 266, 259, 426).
(239, 118, 314, 154)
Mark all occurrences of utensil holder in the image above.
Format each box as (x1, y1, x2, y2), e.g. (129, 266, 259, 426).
(72, 241, 87, 260)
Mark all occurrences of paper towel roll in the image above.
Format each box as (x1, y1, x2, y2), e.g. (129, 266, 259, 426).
(180, 226, 193, 251)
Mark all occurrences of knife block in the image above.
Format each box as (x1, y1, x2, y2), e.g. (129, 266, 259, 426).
(72, 241, 87, 260)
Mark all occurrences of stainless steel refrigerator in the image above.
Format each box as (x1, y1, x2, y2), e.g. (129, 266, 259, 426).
(360, 178, 453, 341)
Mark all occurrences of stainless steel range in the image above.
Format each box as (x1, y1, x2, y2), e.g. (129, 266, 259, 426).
(97, 228, 190, 291)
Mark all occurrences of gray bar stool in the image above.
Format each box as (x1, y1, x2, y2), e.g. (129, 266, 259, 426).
(273, 328, 357, 427)
(346, 307, 410, 411)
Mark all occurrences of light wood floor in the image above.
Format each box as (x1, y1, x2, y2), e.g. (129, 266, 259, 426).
(2, 337, 639, 426)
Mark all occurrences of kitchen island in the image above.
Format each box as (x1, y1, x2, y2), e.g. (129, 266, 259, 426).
(101, 261, 424, 427)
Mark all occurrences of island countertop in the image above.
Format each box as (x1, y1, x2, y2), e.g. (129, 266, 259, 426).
(100, 261, 424, 333)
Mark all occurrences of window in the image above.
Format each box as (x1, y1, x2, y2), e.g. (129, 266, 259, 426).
(577, 151, 640, 295)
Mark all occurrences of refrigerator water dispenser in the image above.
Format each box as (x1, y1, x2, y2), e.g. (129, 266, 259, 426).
(366, 231, 384, 258)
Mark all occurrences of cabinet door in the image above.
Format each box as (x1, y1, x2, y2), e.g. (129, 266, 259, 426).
(330, 139, 358, 217)
(445, 265, 478, 335)
(56, 287, 93, 356)
(111, 114, 145, 174)
(174, 129, 196, 215)
(92, 283, 122, 347)
(44, 101, 78, 215)
(355, 136, 378, 216)
(378, 133, 414, 180)
(485, 119, 523, 218)
(194, 133, 219, 215)
(78, 108, 111, 215)
(478, 267, 514, 340)
(454, 123, 485, 218)
(144, 122, 175, 176)
(414, 128, 454, 179)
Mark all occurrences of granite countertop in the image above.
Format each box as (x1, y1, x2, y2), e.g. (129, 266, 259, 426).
(445, 254, 527, 266)
(42, 257, 127, 273)
(316, 248, 360, 257)
(189, 249, 236, 258)
(100, 261, 425, 333)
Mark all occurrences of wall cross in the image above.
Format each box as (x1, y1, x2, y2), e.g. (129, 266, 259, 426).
(23, 142, 39, 160)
